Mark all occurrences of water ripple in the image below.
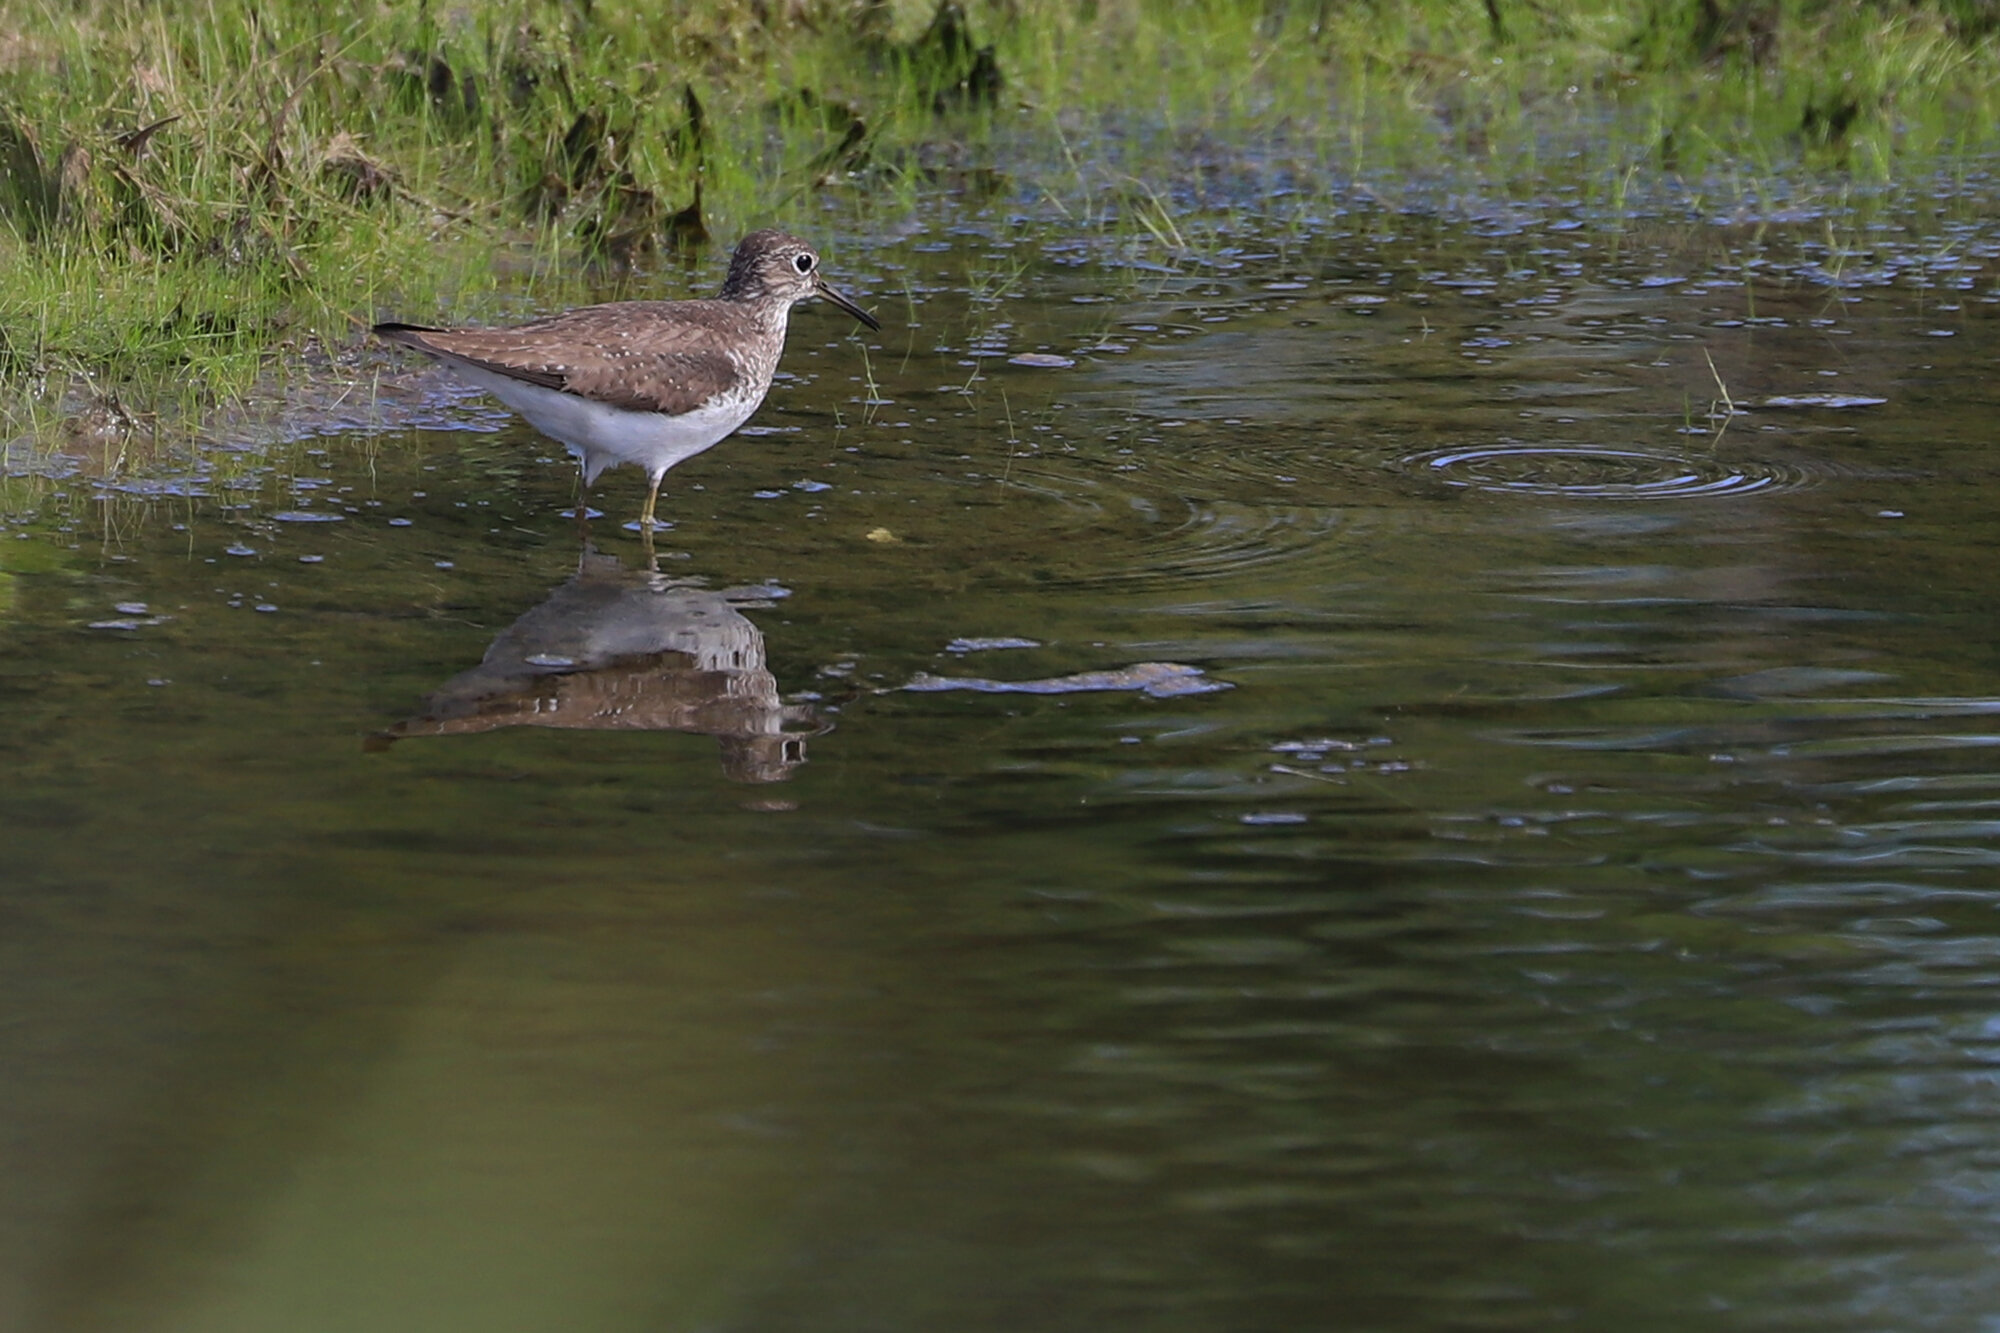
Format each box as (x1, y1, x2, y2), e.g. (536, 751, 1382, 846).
(1083, 500, 1349, 588)
(1396, 445, 1816, 499)
(997, 462, 1359, 590)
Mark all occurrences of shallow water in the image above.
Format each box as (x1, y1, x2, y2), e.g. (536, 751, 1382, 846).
(5, 200, 2000, 1331)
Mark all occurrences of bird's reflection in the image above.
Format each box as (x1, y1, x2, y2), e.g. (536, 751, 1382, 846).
(375, 545, 817, 782)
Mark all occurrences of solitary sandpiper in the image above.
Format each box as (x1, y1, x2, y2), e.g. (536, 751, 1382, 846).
(373, 229, 880, 531)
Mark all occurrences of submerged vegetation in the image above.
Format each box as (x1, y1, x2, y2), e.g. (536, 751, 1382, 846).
(0, 0, 1996, 454)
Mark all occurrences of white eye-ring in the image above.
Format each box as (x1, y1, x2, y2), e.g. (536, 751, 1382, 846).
(793, 253, 815, 274)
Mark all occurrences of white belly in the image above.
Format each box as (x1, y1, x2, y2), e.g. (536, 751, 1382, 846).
(445, 361, 764, 485)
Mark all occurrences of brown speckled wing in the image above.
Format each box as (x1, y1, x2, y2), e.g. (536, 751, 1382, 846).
(376, 301, 752, 416)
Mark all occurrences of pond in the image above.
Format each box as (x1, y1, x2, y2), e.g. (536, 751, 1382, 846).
(4, 188, 2000, 1330)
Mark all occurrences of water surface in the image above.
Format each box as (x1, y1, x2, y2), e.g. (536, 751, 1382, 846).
(4, 196, 2000, 1331)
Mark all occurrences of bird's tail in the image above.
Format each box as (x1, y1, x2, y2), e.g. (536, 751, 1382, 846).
(371, 321, 443, 347)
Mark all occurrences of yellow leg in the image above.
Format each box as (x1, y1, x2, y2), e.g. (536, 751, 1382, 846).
(641, 473, 665, 531)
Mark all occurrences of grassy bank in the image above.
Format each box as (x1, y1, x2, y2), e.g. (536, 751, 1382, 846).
(2, 0, 1997, 457)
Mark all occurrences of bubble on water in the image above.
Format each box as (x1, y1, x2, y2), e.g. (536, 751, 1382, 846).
(904, 661, 1230, 699)
(225, 544, 257, 556)
(387, 517, 414, 527)
(272, 510, 343, 523)
(1240, 811, 1308, 826)
(98, 478, 211, 499)
(298, 554, 324, 563)
(946, 636, 1042, 653)
(1760, 393, 1886, 409)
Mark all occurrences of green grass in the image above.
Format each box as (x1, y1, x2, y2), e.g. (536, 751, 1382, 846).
(1, 0, 1997, 461)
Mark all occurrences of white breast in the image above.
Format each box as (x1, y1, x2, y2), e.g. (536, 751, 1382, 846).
(443, 361, 767, 485)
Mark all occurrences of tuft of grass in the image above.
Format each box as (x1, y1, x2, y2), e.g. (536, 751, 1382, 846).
(0, 0, 1996, 462)
(0, 0, 1006, 444)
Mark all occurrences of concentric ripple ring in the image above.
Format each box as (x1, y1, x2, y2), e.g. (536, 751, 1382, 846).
(1399, 445, 1815, 499)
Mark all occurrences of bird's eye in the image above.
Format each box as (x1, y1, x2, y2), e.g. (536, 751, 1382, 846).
(793, 253, 815, 274)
